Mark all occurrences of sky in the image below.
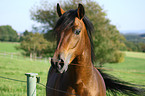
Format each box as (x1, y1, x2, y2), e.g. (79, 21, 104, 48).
(0, 0, 145, 33)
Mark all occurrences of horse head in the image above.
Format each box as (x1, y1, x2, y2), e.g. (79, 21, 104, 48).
(51, 4, 89, 73)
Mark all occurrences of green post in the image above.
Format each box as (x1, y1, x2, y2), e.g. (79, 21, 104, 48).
(25, 73, 38, 96)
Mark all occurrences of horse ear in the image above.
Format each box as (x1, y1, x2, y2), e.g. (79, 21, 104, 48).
(77, 4, 85, 19)
(57, 3, 65, 17)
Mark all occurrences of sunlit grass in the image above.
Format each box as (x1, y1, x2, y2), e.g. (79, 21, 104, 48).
(0, 56, 50, 96)
(124, 51, 145, 59)
(0, 42, 20, 53)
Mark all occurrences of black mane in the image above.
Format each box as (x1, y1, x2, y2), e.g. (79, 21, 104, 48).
(53, 8, 145, 96)
(54, 9, 95, 63)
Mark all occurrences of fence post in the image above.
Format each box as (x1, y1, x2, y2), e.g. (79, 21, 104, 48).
(25, 73, 38, 96)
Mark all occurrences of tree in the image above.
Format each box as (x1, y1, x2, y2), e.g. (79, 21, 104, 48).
(31, 0, 124, 66)
(122, 34, 145, 52)
(19, 30, 32, 42)
(19, 32, 49, 59)
(0, 25, 18, 42)
(141, 43, 145, 52)
(82, 1, 124, 65)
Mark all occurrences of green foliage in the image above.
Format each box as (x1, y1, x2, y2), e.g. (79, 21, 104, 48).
(124, 34, 145, 43)
(110, 51, 125, 63)
(30, 0, 125, 65)
(124, 41, 142, 51)
(84, 1, 124, 65)
(121, 34, 145, 52)
(141, 43, 145, 52)
(31, 4, 57, 34)
(18, 32, 49, 58)
(19, 30, 33, 42)
(0, 25, 18, 42)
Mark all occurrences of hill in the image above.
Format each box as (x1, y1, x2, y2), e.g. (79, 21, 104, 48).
(120, 30, 145, 43)
(123, 33, 145, 43)
(139, 34, 145, 39)
(120, 30, 145, 35)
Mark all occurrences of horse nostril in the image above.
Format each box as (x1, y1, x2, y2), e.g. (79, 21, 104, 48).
(51, 58, 56, 68)
(59, 59, 64, 68)
(55, 59, 68, 73)
(61, 59, 63, 63)
(56, 59, 64, 70)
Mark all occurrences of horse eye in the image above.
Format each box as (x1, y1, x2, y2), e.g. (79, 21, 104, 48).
(74, 29, 81, 35)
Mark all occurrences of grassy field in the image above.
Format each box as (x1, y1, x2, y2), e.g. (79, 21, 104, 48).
(0, 55, 50, 96)
(0, 42, 50, 96)
(125, 51, 145, 59)
(0, 42, 20, 53)
(103, 52, 145, 96)
(0, 42, 145, 96)
(104, 52, 145, 85)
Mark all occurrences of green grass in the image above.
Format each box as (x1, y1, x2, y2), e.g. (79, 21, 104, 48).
(1, 55, 144, 96)
(0, 42, 20, 53)
(125, 51, 145, 59)
(104, 57, 145, 85)
(0, 55, 50, 96)
(0, 42, 145, 96)
(104, 52, 145, 96)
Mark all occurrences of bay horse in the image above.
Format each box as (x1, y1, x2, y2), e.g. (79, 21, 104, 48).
(46, 3, 144, 96)
(46, 3, 106, 96)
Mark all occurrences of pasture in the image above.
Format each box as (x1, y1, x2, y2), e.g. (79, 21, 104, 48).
(0, 42, 20, 53)
(0, 42, 145, 96)
(104, 52, 145, 85)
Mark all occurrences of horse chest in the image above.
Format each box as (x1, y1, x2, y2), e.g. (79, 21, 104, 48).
(67, 79, 98, 96)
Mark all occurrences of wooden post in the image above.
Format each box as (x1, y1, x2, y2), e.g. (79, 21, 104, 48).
(25, 73, 38, 96)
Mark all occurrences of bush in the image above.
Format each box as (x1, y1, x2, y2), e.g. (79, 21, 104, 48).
(110, 51, 125, 63)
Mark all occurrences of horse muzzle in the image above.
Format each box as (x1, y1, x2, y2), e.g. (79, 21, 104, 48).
(51, 58, 69, 73)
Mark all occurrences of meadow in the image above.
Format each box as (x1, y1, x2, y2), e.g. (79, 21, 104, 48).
(0, 42, 20, 53)
(0, 42, 145, 96)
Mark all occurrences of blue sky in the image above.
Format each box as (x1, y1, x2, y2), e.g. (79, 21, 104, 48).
(0, 0, 145, 33)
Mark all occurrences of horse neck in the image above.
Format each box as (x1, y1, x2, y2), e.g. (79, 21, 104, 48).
(68, 31, 94, 82)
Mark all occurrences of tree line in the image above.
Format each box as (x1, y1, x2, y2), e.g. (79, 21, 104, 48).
(0, 25, 18, 42)
(121, 34, 145, 52)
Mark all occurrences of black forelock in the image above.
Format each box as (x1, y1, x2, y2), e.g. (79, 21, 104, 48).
(54, 9, 77, 39)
